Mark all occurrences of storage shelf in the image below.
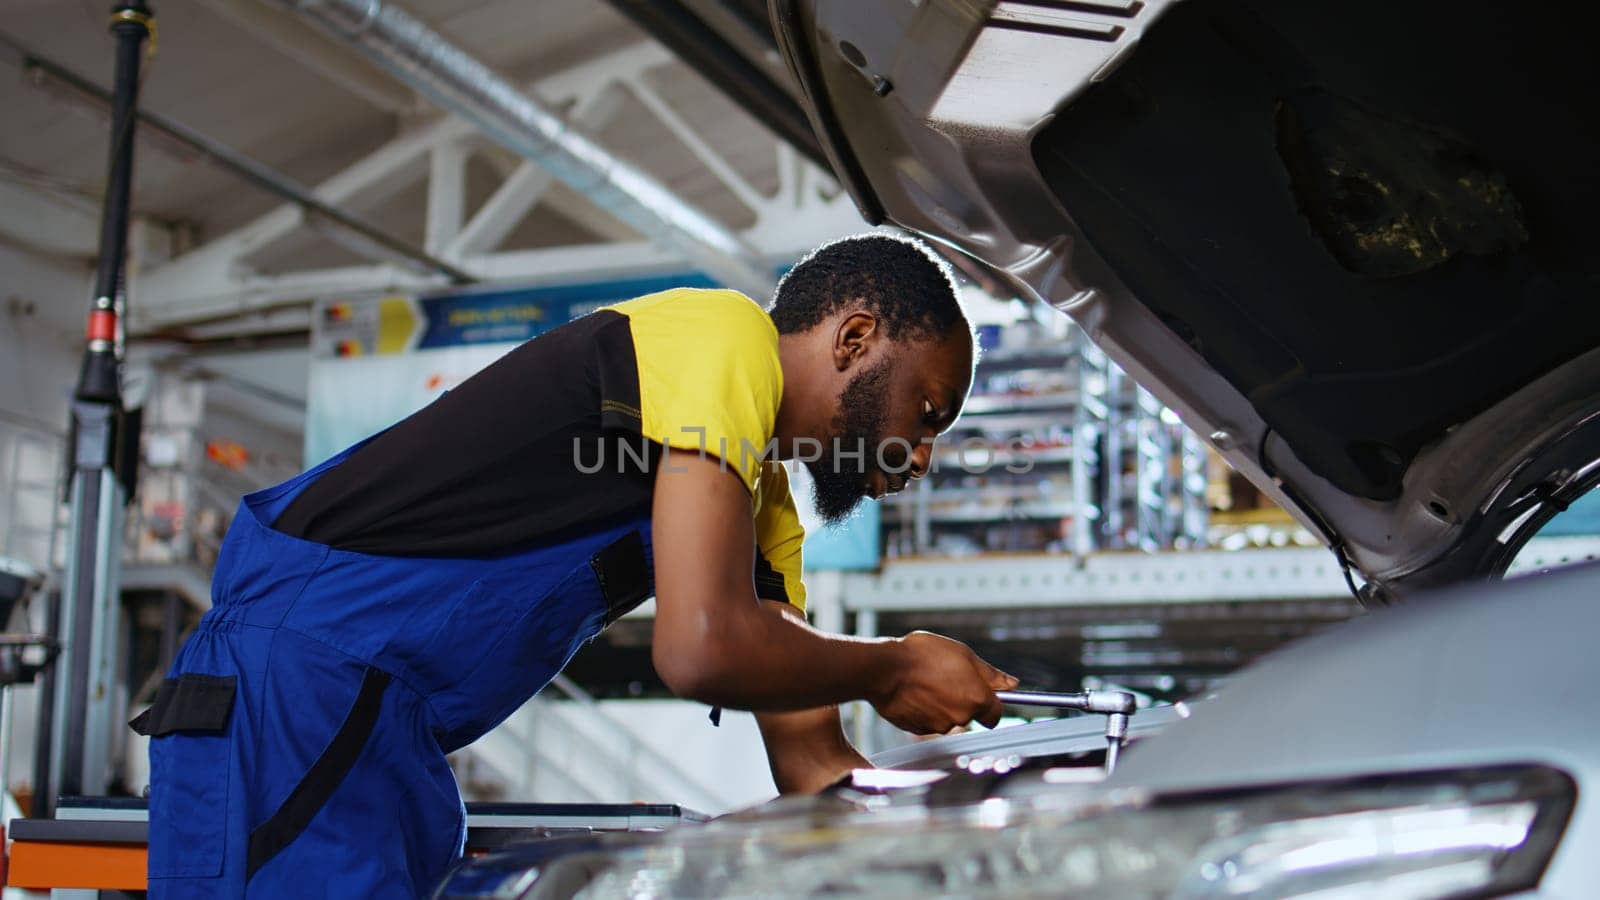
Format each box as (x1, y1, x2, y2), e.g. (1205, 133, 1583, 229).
(885, 485, 1069, 503)
(919, 503, 1078, 523)
(950, 414, 1075, 433)
(879, 321, 1208, 558)
(975, 346, 1076, 371)
(961, 392, 1078, 414)
(931, 445, 1076, 470)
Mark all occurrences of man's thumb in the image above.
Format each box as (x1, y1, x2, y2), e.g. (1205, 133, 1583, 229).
(986, 666, 1019, 691)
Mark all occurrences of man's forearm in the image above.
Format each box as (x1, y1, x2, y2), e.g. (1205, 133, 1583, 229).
(751, 601, 871, 794)
(651, 455, 1013, 733)
(755, 704, 870, 794)
(654, 599, 904, 712)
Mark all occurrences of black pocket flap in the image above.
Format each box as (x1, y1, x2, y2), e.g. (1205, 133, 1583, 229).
(591, 531, 652, 625)
(130, 674, 237, 736)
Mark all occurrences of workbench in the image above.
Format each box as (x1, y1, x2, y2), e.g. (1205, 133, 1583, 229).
(5, 796, 706, 897)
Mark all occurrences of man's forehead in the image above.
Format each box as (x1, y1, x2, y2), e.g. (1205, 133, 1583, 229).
(934, 326, 975, 370)
(911, 329, 974, 394)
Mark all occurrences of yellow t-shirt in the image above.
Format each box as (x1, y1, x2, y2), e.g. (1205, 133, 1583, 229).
(605, 288, 807, 613)
(273, 287, 807, 614)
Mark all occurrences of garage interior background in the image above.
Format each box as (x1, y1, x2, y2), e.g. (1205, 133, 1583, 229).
(3, 0, 1599, 820)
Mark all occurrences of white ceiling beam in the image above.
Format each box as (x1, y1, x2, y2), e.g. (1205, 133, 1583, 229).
(137, 174, 858, 335)
(465, 241, 685, 284)
(148, 263, 441, 327)
(243, 263, 437, 300)
(170, 305, 313, 342)
(283, 0, 774, 298)
(776, 141, 811, 209)
(446, 159, 547, 258)
(444, 85, 627, 258)
(776, 142, 796, 201)
(132, 42, 670, 332)
(139, 186, 860, 336)
(742, 190, 868, 255)
(197, 0, 417, 114)
(424, 140, 468, 254)
(142, 241, 691, 332)
(133, 119, 460, 328)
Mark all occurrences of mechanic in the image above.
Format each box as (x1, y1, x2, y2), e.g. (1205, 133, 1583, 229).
(134, 233, 1016, 898)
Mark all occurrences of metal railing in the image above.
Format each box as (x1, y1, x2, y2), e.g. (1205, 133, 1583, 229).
(466, 674, 734, 812)
(547, 674, 731, 805)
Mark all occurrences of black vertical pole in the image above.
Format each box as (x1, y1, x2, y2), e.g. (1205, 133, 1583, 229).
(50, 1, 153, 812)
(31, 590, 60, 816)
(82, 3, 151, 404)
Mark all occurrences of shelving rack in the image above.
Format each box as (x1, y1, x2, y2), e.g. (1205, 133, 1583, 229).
(882, 319, 1209, 559)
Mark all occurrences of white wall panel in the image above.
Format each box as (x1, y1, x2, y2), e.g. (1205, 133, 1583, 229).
(0, 243, 89, 430)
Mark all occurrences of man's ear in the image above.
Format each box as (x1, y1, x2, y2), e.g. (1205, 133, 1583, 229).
(832, 310, 879, 372)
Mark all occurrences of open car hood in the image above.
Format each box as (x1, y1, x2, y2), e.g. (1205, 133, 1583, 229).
(770, 0, 1600, 599)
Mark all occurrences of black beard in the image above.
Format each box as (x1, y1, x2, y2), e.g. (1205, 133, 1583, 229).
(805, 357, 894, 527)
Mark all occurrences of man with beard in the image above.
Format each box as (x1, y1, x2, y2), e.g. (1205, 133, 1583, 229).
(141, 233, 1015, 899)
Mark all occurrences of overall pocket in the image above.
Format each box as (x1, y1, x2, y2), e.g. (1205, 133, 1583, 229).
(137, 674, 237, 879)
(245, 666, 391, 880)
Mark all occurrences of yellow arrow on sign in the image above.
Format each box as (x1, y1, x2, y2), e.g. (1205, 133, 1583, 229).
(376, 295, 422, 354)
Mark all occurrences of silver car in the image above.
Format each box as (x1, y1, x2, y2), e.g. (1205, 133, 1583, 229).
(435, 562, 1593, 898)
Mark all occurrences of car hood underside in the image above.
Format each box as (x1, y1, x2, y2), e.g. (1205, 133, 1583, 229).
(772, 0, 1600, 596)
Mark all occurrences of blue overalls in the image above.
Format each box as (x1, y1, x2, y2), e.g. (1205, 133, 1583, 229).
(139, 438, 655, 898)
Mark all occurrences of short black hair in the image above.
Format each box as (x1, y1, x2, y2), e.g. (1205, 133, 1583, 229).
(769, 233, 967, 340)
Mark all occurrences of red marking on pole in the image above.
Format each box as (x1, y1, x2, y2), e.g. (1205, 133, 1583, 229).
(86, 310, 117, 343)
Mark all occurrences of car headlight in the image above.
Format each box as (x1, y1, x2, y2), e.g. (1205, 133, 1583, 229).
(447, 766, 1573, 900)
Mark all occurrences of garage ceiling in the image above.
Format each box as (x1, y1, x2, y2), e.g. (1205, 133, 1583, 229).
(0, 0, 634, 238)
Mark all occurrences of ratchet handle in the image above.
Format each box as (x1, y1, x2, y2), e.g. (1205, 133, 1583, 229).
(996, 689, 1136, 715)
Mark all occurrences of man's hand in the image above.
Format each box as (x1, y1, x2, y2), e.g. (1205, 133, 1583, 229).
(870, 632, 1018, 733)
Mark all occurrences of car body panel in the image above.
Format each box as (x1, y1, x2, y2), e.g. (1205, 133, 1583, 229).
(1108, 561, 1600, 894)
